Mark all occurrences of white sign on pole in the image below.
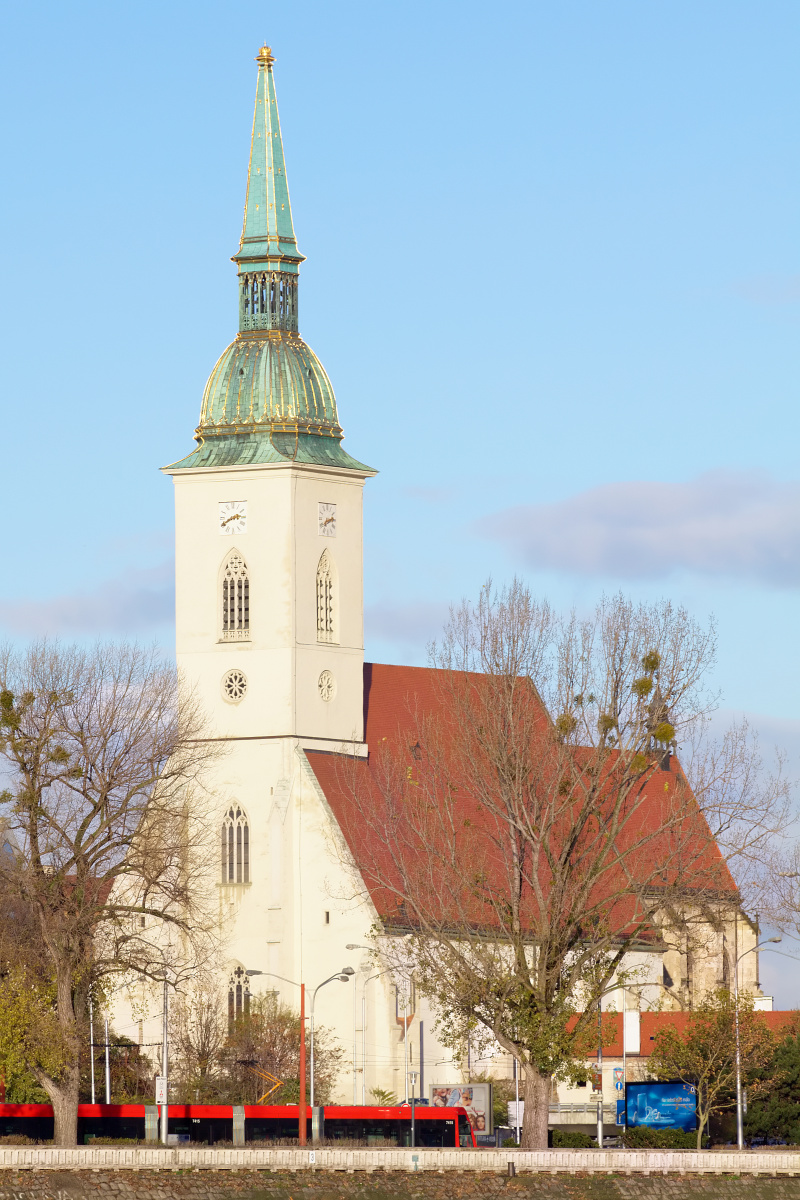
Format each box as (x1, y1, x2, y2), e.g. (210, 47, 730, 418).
(507, 1100, 524, 1126)
(155, 1076, 167, 1104)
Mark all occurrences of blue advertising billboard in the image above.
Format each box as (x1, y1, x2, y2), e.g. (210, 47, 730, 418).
(625, 1082, 696, 1131)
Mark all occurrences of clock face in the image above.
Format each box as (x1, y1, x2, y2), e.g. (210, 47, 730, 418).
(219, 501, 247, 535)
(318, 502, 337, 537)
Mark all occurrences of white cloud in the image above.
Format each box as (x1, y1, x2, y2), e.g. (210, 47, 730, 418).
(479, 471, 800, 586)
(0, 561, 175, 636)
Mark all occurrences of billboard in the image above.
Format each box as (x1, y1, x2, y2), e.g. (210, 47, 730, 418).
(625, 1082, 696, 1132)
(430, 1084, 493, 1134)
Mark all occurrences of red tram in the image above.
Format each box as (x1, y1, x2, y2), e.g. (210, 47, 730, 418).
(0, 1103, 476, 1148)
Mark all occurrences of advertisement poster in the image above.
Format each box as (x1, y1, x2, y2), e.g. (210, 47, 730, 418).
(625, 1082, 696, 1132)
(430, 1084, 493, 1134)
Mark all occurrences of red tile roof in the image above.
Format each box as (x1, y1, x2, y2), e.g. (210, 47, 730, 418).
(306, 663, 738, 933)
(584, 1010, 800, 1058)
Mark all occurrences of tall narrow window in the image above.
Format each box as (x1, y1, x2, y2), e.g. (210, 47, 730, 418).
(316, 549, 335, 643)
(228, 966, 250, 1029)
(221, 805, 250, 884)
(221, 551, 250, 641)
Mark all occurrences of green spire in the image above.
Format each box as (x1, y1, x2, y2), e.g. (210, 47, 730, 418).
(233, 46, 304, 332)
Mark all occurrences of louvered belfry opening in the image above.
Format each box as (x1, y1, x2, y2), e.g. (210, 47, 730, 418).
(240, 270, 298, 331)
(222, 552, 250, 640)
(221, 805, 250, 884)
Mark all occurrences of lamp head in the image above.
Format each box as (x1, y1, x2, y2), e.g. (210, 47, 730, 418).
(341, 966, 355, 975)
(337, 974, 352, 983)
(768, 936, 782, 944)
(245, 969, 263, 977)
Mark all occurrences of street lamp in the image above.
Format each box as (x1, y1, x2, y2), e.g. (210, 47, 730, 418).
(358, 969, 389, 1104)
(733, 936, 781, 1150)
(346, 945, 374, 1102)
(246, 969, 307, 1146)
(310, 968, 354, 1109)
(409, 1070, 418, 1147)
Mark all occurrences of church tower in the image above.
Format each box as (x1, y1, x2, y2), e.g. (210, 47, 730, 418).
(164, 46, 375, 749)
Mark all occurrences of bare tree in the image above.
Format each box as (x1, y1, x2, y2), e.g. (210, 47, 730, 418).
(221, 992, 342, 1107)
(334, 582, 791, 1149)
(170, 980, 229, 1103)
(0, 639, 219, 1145)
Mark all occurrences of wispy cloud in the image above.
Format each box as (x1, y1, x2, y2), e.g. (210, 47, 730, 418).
(365, 600, 449, 652)
(0, 561, 175, 636)
(734, 275, 800, 305)
(478, 471, 800, 587)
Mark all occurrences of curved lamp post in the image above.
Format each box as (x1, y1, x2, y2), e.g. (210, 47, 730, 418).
(310, 968, 354, 1107)
(346, 944, 375, 1102)
(246, 968, 307, 1145)
(734, 936, 781, 1149)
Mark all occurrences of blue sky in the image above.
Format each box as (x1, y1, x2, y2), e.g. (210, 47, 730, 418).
(1, 2, 799, 997)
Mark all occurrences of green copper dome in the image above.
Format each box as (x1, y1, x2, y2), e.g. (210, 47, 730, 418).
(164, 47, 374, 476)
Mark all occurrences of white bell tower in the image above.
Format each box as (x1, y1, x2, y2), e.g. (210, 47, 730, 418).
(163, 44, 375, 749)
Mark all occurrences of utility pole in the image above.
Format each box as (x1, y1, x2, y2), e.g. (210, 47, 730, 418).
(513, 1056, 520, 1145)
(160, 978, 169, 1145)
(104, 1019, 111, 1104)
(410, 1070, 418, 1147)
(299, 983, 306, 1146)
(89, 997, 96, 1105)
(596, 1003, 603, 1149)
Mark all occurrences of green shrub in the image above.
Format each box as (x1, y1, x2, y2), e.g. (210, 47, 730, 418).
(502, 1137, 519, 1148)
(622, 1126, 706, 1149)
(552, 1128, 595, 1148)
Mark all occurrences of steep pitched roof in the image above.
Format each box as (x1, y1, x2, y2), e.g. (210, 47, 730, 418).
(306, 662, 738, 931)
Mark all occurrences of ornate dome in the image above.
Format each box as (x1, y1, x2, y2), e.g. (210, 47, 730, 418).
(164, 47, 374, 477)
(199, 331, 340, 438)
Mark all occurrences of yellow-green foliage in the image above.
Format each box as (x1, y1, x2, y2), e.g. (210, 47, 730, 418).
(0, 966, 71, 1094)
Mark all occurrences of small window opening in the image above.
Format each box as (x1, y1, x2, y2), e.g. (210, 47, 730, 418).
(324, 911, 330, 924)
(227, 966, 250, 1030)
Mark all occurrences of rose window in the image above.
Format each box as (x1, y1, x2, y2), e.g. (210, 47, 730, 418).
(222, 669, 248, 702)
(318, 670, 336, 702)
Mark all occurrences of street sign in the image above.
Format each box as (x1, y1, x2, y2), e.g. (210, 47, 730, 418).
(155, 1076, 167, 1104)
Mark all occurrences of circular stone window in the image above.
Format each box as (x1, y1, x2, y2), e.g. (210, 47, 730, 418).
(318, 670, 336, 702)
(222, 669, 247, 703)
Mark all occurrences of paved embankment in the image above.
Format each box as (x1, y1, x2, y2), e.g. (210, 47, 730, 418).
(3, 1147, 800, 1186)
(6, 1158, 800, 1200)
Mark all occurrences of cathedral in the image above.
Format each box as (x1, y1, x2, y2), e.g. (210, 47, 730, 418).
(124, 46, 767, 1122)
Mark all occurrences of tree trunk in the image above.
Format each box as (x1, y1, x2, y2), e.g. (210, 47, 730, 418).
(521, 1068, 550, 1149)
(38, 1063, 80, 1147)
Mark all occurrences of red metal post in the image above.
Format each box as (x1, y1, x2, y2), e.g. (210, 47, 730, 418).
(299, 983, 307, 1146)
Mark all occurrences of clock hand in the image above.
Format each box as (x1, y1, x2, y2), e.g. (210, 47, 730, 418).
(221, 513, 243, 526)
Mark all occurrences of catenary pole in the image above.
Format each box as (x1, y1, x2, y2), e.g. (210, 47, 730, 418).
(160, 978, 169, 1145)
(89, 997, 96, 1105)
(104, 1019, 111, 1104)
(596, 1003, 603, 1149)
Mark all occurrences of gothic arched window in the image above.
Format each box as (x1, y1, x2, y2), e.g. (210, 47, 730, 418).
(221, 551, 250, 641)
(221, 805, 250, 884)
(228, 965, 250, 1027)
(316, 549, 335, 643)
